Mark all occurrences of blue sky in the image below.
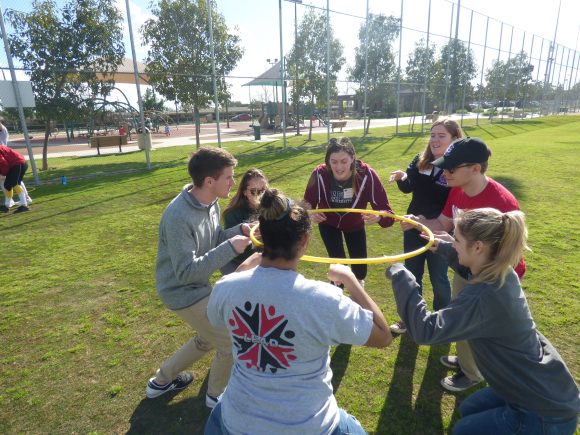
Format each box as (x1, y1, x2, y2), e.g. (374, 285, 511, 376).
(1, 0, 579, 106)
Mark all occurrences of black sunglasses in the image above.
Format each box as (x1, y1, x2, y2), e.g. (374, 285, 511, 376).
(248, 188, 265, 196)
(446, 163, 474, 174)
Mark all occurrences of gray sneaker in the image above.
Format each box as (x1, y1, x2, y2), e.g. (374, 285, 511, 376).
(440, 371, 482, 392)
(146, 372, 193, 398)
(389, 320, 407, 334)
(440, 355, 460, 370)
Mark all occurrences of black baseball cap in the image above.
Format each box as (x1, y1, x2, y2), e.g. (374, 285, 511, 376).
(431, 137, 491, 170)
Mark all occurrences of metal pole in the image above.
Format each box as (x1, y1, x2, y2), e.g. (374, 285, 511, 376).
(442, 3, 454, 115)
(294, 0, 300, 136)
(490, 22, 504, 124)
(363, 0, 369, 136)
(395, 0, 403, 134)
(326, 0, 330, 141)
(125, 0, 150, 168)
(460, 10, 472, 127)
(501, 25, 514, 123)
(0, 4, 39, 184)
(207, 0, 221, 147)
(420, 0, 432, 133)
(279, 0, 287, 149)
(476, 17, 489, 126)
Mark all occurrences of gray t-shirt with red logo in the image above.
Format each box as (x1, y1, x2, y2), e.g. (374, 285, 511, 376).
(207, 266, 373, 435)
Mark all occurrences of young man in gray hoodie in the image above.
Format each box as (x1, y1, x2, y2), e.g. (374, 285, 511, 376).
(146, 147, 252, 408)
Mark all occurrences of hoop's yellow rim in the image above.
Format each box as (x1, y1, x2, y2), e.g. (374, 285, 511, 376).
(249, 208, 434, 264)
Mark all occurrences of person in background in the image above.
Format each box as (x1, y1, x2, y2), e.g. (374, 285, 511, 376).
(206, 188, 392, 434)
(221, 168, 268, 275)
(0, 144, 30, 213)
(388, 118, 464, 334)
(145, 147, 252, 409)
(387, 208, 579, 434)
(303, 137, 395, 287)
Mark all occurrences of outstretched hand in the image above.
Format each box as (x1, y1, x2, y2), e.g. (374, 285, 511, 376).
(327, 264, 356, 288)
(420, 230, 453, 252)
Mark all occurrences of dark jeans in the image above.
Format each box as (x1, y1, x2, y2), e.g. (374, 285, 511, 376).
(454, 387, 578, 435)
(3, 162, 28, 191)
(404, 229, 451, 310)
(319, 223, 367, 280)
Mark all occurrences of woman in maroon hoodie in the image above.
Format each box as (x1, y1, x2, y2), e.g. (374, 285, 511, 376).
(303, 137, 395, 285)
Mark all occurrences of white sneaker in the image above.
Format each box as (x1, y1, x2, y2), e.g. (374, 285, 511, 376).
(357, 279, 365, 288)
(205, 392, 224, 409)
(389, 320, 407, 334)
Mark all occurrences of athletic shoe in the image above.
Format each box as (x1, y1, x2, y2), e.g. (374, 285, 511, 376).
(14, 205, 30, 213)
(389, 320, 407, 334)
(0, 205, 8, 213)
(357, 279, 365, 288)
(146, 372, 193, 398)
(440, 370, 482, 392)
(440, 355, 460, 370)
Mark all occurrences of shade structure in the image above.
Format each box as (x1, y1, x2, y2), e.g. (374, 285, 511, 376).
(243, 60, 292, 87)
(94, 58, 150, 85)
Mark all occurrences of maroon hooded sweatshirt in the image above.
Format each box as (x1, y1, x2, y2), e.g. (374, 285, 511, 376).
(303, 160, 395, 232)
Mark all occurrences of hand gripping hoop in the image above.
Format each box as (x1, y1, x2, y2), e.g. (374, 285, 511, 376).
(249, 208, 434, 264)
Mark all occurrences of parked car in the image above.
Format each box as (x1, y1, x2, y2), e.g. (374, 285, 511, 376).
(231, 113, 251, 121)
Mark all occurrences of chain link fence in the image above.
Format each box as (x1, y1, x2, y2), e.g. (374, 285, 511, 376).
(0, 0, 578, 184)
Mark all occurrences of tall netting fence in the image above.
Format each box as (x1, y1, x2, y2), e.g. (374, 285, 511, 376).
(0, 0, 578, 184)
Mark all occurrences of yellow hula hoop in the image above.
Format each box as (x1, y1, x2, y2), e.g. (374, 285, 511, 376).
(249, 208, 434, 264)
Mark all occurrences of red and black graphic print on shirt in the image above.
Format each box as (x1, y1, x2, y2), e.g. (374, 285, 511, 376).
(228, 301, 296, 373)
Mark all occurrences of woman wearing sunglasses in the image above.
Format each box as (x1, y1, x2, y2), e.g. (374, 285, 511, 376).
(221, 168, 269, 275)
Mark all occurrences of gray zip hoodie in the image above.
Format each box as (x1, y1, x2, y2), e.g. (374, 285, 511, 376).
(155, 184, 243, 310)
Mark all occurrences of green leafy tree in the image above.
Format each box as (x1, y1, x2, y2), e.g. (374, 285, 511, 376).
(485, 51, 534, 104)
(349, 14, 399, 132)
(143, 88, 165, 112)
(287, 9, 344, 140)
(432, 39, 477, 113)
(7, 0, 124, 170)
(405, 39, 437, 114)
(142, 0, 243, 148)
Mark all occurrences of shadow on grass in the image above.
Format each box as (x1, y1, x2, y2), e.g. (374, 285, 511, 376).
(330, 344, 351, 393)
(376, 337, 456, 434)
(127, 376, 211, 435)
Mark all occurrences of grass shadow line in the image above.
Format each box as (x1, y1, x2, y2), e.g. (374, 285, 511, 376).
(330, 344, 351, 393)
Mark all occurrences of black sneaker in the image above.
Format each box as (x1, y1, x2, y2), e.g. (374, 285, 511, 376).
(14, 205, 30, 213)
(145, 372, 194, 398)
(440, 355, 460, 370)
(0, 205, 9, 213)
(440, 370, 482, 392)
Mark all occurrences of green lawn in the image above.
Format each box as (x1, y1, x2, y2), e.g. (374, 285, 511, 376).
(1, 116, 579, 434)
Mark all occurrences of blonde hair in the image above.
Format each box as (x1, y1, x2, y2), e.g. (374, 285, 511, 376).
(418, 118, 465, 171)
(455, 208, 529, 286)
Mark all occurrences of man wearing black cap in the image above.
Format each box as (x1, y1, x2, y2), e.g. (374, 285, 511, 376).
(400, 137, 525, 392)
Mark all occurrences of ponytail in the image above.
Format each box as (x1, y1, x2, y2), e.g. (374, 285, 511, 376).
(455, 208, 529, 286)
(259, 188, 312, 260)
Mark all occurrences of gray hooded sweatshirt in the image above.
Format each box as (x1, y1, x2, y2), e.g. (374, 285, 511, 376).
(155, 184, 242, 310)
(387, 242, 580, 419)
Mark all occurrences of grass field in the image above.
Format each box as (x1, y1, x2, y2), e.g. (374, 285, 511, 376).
(1, 116, 579, 434)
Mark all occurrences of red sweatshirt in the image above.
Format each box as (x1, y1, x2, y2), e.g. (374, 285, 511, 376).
(0, 145, 26, 176)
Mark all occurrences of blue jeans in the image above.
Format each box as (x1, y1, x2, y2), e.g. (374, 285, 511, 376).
(404, 230, 451, 310)
(454, 387, 579, 435)
(205, 403, 367, 435)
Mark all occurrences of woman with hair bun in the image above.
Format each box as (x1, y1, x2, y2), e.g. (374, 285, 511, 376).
(206, 188, 393, 435)
(386, 208, 580, 434)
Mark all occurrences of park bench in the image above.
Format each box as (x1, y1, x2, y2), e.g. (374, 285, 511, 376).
(330, 120, 347, 132)
(90, 135, 127, 155)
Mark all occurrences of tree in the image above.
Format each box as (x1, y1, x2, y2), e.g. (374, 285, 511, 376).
(287, 9, 344, 140)
(485, 51, 534, 104)
(142, 0, 243, 148)
(405, 39, 437, 115)
(7, 0, 125, 170)
(431, 39, 477, 113)
(143, 88, 165, 112)
(349, 14, 399, 132)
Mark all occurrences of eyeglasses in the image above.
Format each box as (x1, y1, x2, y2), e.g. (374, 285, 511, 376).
(446, 164, 474, 174)
(248, 188, 265, 196)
